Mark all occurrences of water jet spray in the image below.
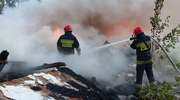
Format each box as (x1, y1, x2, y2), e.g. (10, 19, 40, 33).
(89, 37, 180, 74)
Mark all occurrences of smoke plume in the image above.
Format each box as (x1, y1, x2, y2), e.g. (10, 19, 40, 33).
(1, 0, 179, 82)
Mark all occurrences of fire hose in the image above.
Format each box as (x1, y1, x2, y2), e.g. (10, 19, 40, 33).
(131, 36, 180, 73)
(151, 37, 180, 74)
(92, 37, 180, 74)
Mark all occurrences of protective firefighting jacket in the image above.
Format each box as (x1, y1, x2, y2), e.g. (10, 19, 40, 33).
(130, 33, 152, 64)
(57, 32, 80, 55)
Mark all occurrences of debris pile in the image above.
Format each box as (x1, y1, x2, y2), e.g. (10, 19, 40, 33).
(0, 67, 81, 100)
(0, 62, 138, 100)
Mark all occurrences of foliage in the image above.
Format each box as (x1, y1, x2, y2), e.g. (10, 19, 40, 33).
(175, 75, 180, 86)
(139, 82, 175, 100)
(0, 0, 5, 14)
(176, 63, 180, 69)
(150, 0, 170, 42)
(150, 0, 180, 52)
(163, 25, 180, 51)
(6, 0, 18, 8)
(0, 0, 18, 13)
(0, 0, 40, 14)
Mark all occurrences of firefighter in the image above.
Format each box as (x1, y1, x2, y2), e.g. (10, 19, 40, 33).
(130, 27, 155, 86)
(57, 25, 81, 55)
(0, 50, 9, 72)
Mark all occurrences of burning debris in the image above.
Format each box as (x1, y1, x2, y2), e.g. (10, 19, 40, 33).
(0, 63, 79, 100)
(0, 41, 180, 100)
(0, 62, 138, 100)
(0, 61, 66, 81)
(0, 0, 180, 100)
(0, 49, 137, 100)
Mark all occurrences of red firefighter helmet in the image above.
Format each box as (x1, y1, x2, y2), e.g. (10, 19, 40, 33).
(64, 24, 72, 32)
(133, 26, 144, 36)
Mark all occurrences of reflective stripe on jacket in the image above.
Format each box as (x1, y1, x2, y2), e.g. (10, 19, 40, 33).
(137, 59, 152, 65)
(57, 32, 80, 55)
(61, 39, 74, 48)
(130, 33, 152, 63)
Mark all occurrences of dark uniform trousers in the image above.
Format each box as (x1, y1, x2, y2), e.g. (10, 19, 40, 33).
(136, 62, 155, 85)
(130, 34, 155, 85)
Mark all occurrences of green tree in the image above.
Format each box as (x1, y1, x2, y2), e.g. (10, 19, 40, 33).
(150, 0, 180, 51)
(0, 0, 5, 14)
(162, 25, 180, 51)
(0, 0, 41, 14)
(139, 82, 175, 100)
(6, 0, 18, 8)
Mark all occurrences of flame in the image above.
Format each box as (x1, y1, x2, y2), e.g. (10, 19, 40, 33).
(50, 24, 63, 39)
(104, 18, 148, 39)
(82, 14, 148, 39)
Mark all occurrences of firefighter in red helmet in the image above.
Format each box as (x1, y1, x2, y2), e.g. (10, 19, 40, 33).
(130, 27, 155, 86)
(57, 25, 81, 55)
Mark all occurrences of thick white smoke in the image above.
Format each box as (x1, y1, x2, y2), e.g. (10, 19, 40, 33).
(163, 0, 180, 28)
(2, 0, 179, 82)
(162, 0, 180, 66)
